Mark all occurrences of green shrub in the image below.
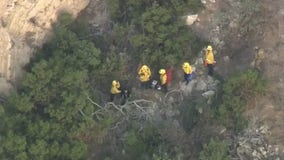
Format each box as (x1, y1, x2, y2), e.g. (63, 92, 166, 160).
(123, 123, 162, 159)
(0, 13, 106, 160)
(152, 153, 172, 160)
(105, 0, 206, 68)
(178, 97, 206, 132)
(199, 138, 230, 160)
(216, 69, 266, 132)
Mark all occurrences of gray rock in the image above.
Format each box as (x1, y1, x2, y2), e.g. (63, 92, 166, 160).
(202, 90, 215, 99)
(223, 56, 230, 63)
(180, 80, 197, 96)
(166, 110, 176, 117)
(195, 80, 207, 91)
(198, 107, 203, 114)
(166, 96, 175, 105)
(207, 79, 220, 90)
(195, 57, 204, 65)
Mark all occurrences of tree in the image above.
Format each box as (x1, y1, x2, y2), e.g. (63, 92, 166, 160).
(104, 0, 205, 68)
(0, 17, 103, 159)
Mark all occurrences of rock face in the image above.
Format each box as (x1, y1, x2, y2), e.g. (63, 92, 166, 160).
(0, 0, 89, 95)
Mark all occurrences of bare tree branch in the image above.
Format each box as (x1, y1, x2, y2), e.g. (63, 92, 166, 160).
(87, 95, 104, 109)
(106, 102, 126, 115)
(79, 109, 86, 117)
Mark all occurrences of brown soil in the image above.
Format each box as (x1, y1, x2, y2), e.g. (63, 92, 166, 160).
(193, 0, 284, 156)
(246, 0, 284, 154)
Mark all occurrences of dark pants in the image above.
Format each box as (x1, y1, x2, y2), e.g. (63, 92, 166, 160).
(184, 72, 195, 85)
(207, 64, 214, 76)
(141, 81, 150, 89)
(120, 89, 131, 105)
(161, 84, 168, 93)
(110, 93, 116, 102)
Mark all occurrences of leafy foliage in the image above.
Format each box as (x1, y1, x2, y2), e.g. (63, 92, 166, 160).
(178, 98, 203, 132)
(1, 0, 208, 159)
(123, 123, 162, 159)
(199, 138, 230, 160)
(0, 13, 107, 159)
(105, 0, 205, 68)
(216, 70, 266, 132)
(152, 153, 172, 160)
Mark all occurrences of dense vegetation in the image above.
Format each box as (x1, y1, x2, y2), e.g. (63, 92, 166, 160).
(91, 0, 205, 69)
(0, 0, 267, 160)
(0, 23, 102, 160)
(0, 0, 205, 159)
(199, 138, 230, 160)
(216, 70, 266, 132)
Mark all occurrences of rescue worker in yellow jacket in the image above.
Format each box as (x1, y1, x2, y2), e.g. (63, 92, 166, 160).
(159, 69, 168, 92)
(182, 62, 194, 85)
(138, 65, 151, 88)
(110, 80, 121, 102)
(205, 45, 216, 76)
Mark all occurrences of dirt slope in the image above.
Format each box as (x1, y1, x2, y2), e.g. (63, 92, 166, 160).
(192, 0, 284, 157)
(247, 0, 284, 155)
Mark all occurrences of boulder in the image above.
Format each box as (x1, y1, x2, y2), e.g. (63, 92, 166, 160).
(195, 80, 207, 91)
(202, 90, 215, 99)
(180, 79, 197, 96)
(201, 0, 206, 4)
(195, 57, 204, 65)
(186, 14, 198, 25)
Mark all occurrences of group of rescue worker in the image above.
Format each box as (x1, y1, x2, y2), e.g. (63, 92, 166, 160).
(110, 45, 216, 104)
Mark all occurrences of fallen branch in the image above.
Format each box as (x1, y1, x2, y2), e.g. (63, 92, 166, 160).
(79, 109, 86, 117)
(86, 94, 104, 109)
(106, 102, 126, 115)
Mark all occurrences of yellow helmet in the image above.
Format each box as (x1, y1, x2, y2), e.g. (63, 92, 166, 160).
(183, 62, 190, 67)
(141, 65, 148, 70)
(112, 80, 118, 86)
(159, 69, 166, 75)
(207, 45, 212, 51)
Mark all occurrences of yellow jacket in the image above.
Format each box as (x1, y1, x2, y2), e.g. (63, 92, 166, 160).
(110, 81, 121, 94)
(138, 65, 151, 82)
(160, 74, 167, 85)
(205, 50, 215, 64)
(182, 63, 192, 74)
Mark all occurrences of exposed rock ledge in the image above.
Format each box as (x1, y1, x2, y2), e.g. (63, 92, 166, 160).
(0, 0, 89, 95)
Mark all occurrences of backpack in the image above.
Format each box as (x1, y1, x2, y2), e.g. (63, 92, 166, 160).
(166, 68, 173, 84)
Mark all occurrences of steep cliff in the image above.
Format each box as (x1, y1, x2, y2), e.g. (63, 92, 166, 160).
(0, 0, 89, 95)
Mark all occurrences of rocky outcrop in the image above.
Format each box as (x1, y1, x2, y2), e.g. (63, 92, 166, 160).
(0, 0, 89, 95)
(235, 122, 282, 160)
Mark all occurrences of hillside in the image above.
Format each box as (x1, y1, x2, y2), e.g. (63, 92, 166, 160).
(0, 0, 283, 159)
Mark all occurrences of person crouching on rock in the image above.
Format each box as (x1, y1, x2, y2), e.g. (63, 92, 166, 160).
(138, 64, 151, 88)
(110, 80, 121, 102)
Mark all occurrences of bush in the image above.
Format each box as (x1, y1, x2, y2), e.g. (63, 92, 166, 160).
(199, 138, 230, 160)
(105, 0, 206, 68)
(178, 97, 206, 132)
(216, 70, 266, 132)
(123, 123, 162, 159)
